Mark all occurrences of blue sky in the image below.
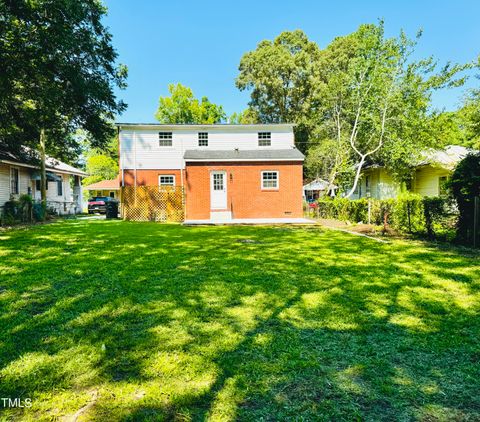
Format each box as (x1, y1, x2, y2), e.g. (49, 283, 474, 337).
(104, 0, 480, 123)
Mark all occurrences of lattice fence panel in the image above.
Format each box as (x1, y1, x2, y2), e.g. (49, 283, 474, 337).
(121, 186, 184, 222)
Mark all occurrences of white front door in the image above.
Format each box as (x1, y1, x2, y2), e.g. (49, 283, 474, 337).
(210, 171, 227, 210)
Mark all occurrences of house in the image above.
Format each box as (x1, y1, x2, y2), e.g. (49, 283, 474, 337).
(117, 123, 305, 223)
(303, 178, 337, 201)
(352, 145, 470, 199)
(84, 177, 120, 199)
(0, 146, 86, 215)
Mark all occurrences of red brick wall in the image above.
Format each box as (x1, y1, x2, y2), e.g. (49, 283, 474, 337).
(185, 161, 303, 220)
(122, 169, 184, 186)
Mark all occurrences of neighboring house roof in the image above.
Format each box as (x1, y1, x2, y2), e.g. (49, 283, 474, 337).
(303, 178, 337, 191)
(184, 148, 305, 162)
(363, 145, 472, 172)
(116, 123, 295, 130)
(418, 145, 470, 169)
(84, 178, 120, 190)
(0, 144, 87, 176)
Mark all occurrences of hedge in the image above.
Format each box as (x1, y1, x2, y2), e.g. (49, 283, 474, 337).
(313, 193, 456, 240)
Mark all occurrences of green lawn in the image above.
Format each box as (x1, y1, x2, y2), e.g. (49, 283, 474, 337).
(0, 220, 479, 421)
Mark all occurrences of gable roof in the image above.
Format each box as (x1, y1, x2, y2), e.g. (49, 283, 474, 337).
(184, 148, 304, 162)
(84, 178, 119, 190)
(303, 178, 337, 190)
(418, 145, 471, 169)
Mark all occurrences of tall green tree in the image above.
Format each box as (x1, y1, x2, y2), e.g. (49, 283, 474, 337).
(229, 108, 259, 124)
(82, 154, 119, 187)
(313, 22, 469, 196)
(236, 30, 321, 152)
(0, 0, 127, 216)
(155, 83, 226, 124)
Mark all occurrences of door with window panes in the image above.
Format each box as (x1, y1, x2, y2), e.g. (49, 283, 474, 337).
(210, 171, 227, 210)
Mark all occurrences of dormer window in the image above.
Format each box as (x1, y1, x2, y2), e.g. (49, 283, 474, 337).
(198, 132, 208, 147)
(258, 132, 271, 146)
(159, 132, 173, 147)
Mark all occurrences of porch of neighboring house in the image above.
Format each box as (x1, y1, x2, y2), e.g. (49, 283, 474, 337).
(1, 162, 85, 215)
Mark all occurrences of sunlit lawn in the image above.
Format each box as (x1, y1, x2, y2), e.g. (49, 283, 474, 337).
(0, 219, 479, 421)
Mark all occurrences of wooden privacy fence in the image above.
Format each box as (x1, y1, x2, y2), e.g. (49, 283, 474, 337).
(121, 186, 184, 222)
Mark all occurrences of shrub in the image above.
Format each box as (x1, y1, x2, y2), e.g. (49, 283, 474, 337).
(18, 194, 33, 222)
(448, 152, 480, 245)
(1, 199, 19, 225)
(315, 195, 454, 240)
(391, 193, 424, 233)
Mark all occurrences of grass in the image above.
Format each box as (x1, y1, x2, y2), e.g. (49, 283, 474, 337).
(0, 219, 479, 421)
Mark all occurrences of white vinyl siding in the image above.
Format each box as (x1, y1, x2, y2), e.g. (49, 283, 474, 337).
(119, 127, 295, 170)
(0, 164, 10, 205)
(414, 166, 450, 197)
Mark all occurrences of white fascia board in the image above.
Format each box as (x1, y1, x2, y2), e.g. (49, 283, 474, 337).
(184, 158, 304, 162)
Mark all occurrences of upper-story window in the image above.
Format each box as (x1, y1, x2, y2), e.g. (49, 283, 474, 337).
(258, 132, 271, 147)
(158, 132, 173, 147)
(198, 132, 208, 147)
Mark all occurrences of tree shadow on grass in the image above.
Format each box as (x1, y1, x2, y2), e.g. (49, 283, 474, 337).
(0, 221, 478, 420)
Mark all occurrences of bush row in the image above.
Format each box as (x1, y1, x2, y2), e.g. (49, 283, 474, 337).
(1, 195, 56, 225)
(313, 194, 457, 240)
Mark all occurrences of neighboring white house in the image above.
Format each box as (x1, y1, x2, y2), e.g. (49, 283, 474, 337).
(352, 145, 470, 199)
(0, 146, 87, 215)
(303, 178, 337, 201)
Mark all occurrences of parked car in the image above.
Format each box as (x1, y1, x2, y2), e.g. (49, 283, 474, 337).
(88, 196, 118, 214)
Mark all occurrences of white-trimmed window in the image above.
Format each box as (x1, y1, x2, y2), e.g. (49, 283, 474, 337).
(198, 132, 208, 147)
(159, 175, 175, 187)
(10, 167, 19, 194)
(261, 171, 279, 189)
(57, 180, 63, 196)
(258, 132, 271, 146)
(158, 132, 173, 147)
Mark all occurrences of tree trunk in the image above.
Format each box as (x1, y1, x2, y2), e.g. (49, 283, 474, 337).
(39, 128, 47, 221)
(345, 156, 366, 198)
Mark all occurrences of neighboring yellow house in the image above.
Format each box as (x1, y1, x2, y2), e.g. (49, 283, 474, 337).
(84, 177, 120, 199)
(352, 145, 470, 199)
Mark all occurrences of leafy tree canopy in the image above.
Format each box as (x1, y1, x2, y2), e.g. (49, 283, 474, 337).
(236, 30, 321, 151)
(229, 108, 259, 124)
(155, 83, 226, 124)
(82, 154, 119, 187)
(0, 0, 127, 158)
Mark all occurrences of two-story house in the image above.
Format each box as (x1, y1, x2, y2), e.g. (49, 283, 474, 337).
(117, 123, 305, 223)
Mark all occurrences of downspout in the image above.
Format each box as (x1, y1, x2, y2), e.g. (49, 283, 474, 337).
(134, 130, 137, 206)
(180, 134, 186, 220)
(119, 126, 124, 188)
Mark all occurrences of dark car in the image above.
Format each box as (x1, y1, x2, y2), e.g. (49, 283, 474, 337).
(88, 196, 118, 214)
